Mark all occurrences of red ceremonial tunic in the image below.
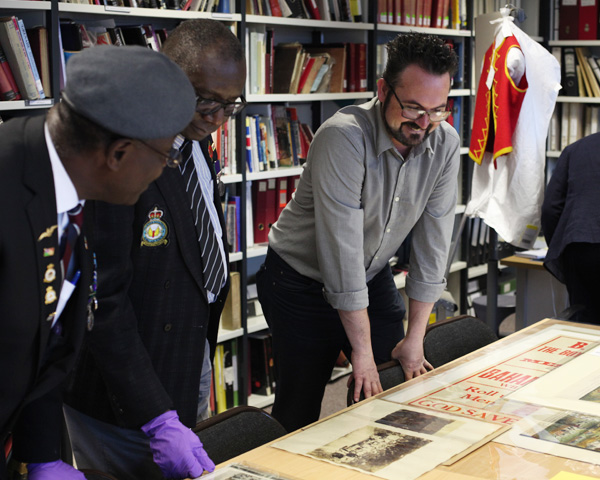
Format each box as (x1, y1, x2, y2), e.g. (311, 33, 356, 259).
(469, 35, 528, 167)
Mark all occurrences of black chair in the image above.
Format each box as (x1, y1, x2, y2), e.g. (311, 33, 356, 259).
(423, 314, 498, 368)
(346, 359, 405, 407)
(193, 405, 287, 465)
(554, 304, 586, 321)
(80, 470, 120, 480)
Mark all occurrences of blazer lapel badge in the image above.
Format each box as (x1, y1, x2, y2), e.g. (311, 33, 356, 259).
(141, 206, 169, 247)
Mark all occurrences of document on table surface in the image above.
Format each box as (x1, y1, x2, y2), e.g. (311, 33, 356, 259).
(272, 399, 507, 480)
(196, 462, 297, 480)
(514, 247, 548, 260)
(384, 323, 600, 427)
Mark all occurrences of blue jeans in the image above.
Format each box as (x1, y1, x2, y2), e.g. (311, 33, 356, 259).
(256, 248, 405, 433)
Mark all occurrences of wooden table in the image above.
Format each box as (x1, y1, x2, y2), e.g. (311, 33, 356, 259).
(500, 255, 568, 330)
(221, 319, 600, 480)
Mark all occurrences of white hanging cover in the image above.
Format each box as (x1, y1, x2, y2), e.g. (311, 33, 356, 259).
(465, 11, 561, 248)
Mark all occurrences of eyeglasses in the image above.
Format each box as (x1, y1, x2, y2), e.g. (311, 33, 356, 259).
(384, 79, 451, 123)
(195, 95, 247, 117)
(137, 140, 181, 168)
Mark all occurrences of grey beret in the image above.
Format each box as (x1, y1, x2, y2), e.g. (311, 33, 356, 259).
(62, 45, 196, 140)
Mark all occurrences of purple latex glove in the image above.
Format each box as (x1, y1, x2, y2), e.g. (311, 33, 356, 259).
(27, 460, 86, 480)
(141, 410, 215, 479)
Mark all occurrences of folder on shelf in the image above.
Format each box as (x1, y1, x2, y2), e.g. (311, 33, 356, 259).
(578, 0, 597, 40)
(275, 176, 289, 218)
(558, 0, 578, 40)
(252, 179, 270, 244)
(562, 46, 579, 96)
(286, 175, 300, 204)
(265, 177, 278, 231)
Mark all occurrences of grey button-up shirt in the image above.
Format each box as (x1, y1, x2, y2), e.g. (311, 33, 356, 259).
(269, 97, 460, 311)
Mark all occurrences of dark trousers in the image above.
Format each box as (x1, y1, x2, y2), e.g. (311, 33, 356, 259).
(256, 248, 405, 433)
(562, 242, 600, 324)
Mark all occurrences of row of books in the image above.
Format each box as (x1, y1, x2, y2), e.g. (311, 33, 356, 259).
(552, 46, 600, 98)
(556, 0, 599, 40)
(60, 19, 166, 53)
(61, 0, 233, 13)
(0, 16, 49, 101)
(548, 103, 600, 153)
(212, 117, 237, 175)
(247, 0, 367, 22)
(246, 32, 365, 95)
(245, 105, 313, 172)
(375, 38, 465, 88)
(209, 332, 276, 415)
(377, 0, 467, 30)
(211, 337, 240, 414)
(222, 174, 300, 251)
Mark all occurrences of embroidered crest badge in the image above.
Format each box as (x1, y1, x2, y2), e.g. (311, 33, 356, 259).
(45, 286, 57, 305)
(141, 207, 169, 247)
(44, 264, 57, 283)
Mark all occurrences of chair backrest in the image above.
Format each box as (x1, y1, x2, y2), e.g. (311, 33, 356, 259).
(346, 359, 405, 407)
(193, 405, 287, 465)
(423, 314, 498, 368)
(81, 470, 120, 480)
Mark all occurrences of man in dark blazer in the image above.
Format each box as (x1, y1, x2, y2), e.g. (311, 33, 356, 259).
(64, 20, 247, 480)
(542, 132, 600, 324)
(0, 46, 196, 480)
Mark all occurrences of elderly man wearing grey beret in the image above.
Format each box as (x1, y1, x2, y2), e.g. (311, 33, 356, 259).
(63, 19, 247, 480)
(0, 45, 196, 480)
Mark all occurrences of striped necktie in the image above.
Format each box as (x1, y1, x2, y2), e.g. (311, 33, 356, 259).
(179, 140, 225, 296)
(60, 204, 84, 282)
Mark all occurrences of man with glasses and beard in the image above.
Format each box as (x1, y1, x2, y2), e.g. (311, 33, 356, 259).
(64, 20, 246, 480)
(257, 32, 460, 433)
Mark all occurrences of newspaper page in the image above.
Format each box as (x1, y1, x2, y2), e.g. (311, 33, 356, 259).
(272, 399, 506, 480)
(384, 324, 600, 427)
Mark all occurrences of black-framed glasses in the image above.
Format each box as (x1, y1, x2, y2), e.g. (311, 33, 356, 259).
(195, 95, 247, 117)
(137, 140, 181, 168)
(384, 79, 451, 123)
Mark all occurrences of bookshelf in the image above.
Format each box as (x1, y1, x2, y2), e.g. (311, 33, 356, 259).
(544, 1, 600, 181)
(0, 0, 479, 413)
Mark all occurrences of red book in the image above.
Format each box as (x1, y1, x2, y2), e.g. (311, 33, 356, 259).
(378, 0, 387, 23)
(0, 65, 15, 100)
(0, 45, 20, 100)
(303, 0, 322, 19)
(296, 55, 315, 93)
(579, 0, 598, 40)
(269, 0, 283, 16)
(393, 0, 401, 24)
(358, 43, 367, 92)
(559, 0, 578, 39)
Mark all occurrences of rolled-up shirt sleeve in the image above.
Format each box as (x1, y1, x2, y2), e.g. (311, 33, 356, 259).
(311, 124, 370, 311)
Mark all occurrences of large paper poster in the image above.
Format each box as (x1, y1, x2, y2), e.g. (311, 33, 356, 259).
(272, 399, 506, 480)
(493, 345, 600, 464)
(384, 325, 600, 426)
